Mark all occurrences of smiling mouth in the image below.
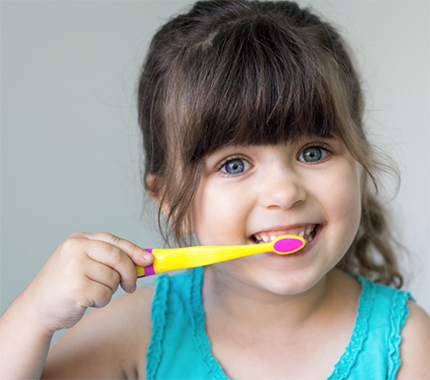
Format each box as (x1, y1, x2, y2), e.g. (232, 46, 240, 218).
(251, 225, 317, 245)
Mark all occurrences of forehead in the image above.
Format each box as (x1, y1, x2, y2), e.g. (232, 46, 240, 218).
(203, 134, 340, 159)
(166, 17, 353, 165)
(179, 86, 340, 164)
(188, 114, 339, 162)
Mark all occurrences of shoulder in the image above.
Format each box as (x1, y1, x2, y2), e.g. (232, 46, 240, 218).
(343, 275, 429, 378)
(82, 284, 156, 350)
(89, 285, 156, 376)
(43, 285, 155, 379)
(396, 301, 430, 379)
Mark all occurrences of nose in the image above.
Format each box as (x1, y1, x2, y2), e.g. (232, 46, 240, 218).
(257, 168, 306, 210)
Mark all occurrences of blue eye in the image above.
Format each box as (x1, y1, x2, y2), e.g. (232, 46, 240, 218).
(221, 158, 250, 175)
(298, 146, 327, 163)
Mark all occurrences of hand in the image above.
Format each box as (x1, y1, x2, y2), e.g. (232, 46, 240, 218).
(23, 232, 153, 334)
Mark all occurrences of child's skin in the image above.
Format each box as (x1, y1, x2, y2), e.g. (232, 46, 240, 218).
(0, 232, 155, 379)
(190, 136, 361, 297)
(1, 137, 429, 379)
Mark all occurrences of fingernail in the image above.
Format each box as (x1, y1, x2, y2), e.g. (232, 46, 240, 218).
(142, 250, 153, 261)
(130, 284, 137, 293)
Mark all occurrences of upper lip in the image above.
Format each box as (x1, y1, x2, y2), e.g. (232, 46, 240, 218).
(249, 224, 317, 243)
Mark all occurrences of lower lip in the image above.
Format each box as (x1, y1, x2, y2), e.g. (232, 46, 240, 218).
(261, 225, 320, 258)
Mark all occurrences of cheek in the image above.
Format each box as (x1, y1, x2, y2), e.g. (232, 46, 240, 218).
(321, 163, 362, 246)
(191, 182, 251, 244)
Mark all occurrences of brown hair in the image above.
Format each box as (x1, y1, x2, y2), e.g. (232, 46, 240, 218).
(137, 0, 403, 287)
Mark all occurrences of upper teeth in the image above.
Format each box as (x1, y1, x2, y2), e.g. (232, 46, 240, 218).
(252, 225, 316, 244)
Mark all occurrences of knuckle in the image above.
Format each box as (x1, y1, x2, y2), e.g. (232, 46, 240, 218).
(124, 271, 137, 286)
(119, 266, 137, 288)
(108, 245, 124, 266)
(60, 237, 82, 254)
(95, 287, 113, 308)
(109, 269, 121, 285)
(69, 231, 84, 238)
(83, 286, 112, 309)
(103, 233, 121, 246)
(110, 234, 122, 246)
(130, 244, 142, 257)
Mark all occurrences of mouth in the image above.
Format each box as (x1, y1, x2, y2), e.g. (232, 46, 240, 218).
(250, 224, 317, 246)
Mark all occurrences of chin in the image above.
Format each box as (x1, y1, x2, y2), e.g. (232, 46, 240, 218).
(252, 267, 330, 297)
(260, 278, 316, 296)
(211, 257, 332, 298)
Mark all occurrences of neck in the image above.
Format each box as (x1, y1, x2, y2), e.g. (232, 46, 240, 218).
(203, 267, 335, 334)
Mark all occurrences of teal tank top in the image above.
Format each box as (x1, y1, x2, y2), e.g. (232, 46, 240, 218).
(145, 267, 413, 379)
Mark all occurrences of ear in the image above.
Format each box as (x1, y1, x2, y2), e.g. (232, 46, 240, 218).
(146, 174, 173, 223)
(146, 174, 194, 236)
(146, 173, 162, 206)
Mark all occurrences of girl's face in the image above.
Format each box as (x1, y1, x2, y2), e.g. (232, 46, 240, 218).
(190, 135, 362, 296)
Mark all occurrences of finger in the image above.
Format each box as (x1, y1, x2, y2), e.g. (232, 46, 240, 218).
(85, 232, 154, 267)
(82, 239, 138, 293)
(84, 260, 121, 295)
(79, 280, 114, 309)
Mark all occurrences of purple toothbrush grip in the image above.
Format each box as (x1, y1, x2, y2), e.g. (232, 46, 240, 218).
(137, 263, 156, 278)
(137, 249, 156, 278)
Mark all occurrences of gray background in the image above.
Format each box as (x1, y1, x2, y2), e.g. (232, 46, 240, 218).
(1, 1, 429, 345)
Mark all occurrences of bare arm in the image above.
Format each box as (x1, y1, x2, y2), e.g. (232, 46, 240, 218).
(0, 292, 54, 379)
(0, 232, 154, 379)
(42, 286, 154, 379)
(396, 301, 430, 380)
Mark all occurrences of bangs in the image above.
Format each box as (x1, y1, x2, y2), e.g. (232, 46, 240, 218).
(165, 16, 347, 163)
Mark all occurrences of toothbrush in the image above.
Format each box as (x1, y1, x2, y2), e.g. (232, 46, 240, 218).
(136, 234, 305, 278)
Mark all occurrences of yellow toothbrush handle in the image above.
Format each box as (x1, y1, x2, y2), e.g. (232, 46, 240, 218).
(136, 244, 264, 277)
(135, 235, 305, 278)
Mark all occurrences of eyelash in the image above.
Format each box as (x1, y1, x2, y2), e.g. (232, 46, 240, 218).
(298, 143, 331, 164)
(217, 156, 251, 177)
(216, 143, 331, 175)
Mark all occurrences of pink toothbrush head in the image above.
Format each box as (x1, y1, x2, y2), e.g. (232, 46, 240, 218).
(271, 235, 306, 254)
(135, 234, 306, 277)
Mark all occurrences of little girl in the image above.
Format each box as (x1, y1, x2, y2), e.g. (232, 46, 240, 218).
(1, 1, 428, 379)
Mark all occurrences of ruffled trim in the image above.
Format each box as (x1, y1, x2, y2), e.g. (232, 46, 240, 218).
(327, 274, 376, 380)
(387, 289, 414, 379)
(146, 270, 413, 380)
(145, 274, 170, 380)
(190, 267, 229, 380)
